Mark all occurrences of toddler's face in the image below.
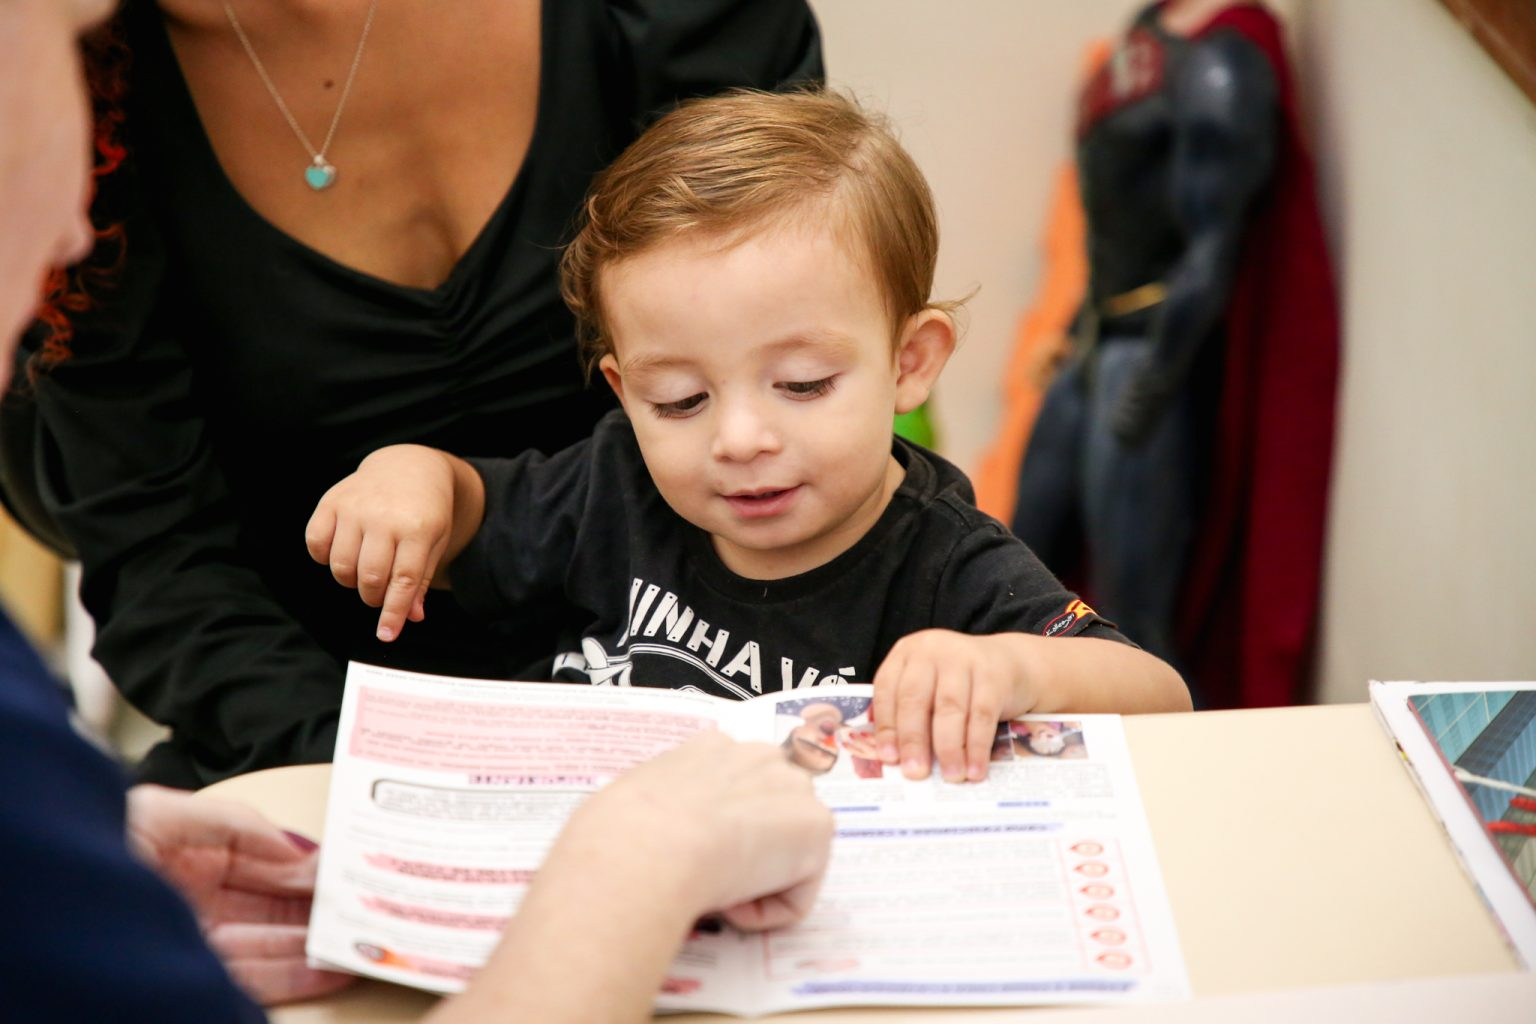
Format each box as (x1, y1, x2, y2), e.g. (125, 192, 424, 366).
(599, 218, 923, 579)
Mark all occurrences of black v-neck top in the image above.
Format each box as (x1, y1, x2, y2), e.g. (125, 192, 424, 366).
(28, 0, 822, 787)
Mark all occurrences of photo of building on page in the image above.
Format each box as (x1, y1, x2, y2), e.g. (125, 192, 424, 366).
(1371, 680, 1536, 969)
(1407, 689, 1536, 911)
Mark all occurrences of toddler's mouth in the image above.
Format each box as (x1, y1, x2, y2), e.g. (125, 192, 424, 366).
(722, 485, 801, 518)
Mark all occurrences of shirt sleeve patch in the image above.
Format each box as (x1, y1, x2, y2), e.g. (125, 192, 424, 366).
(1042, 599, 1098, 638)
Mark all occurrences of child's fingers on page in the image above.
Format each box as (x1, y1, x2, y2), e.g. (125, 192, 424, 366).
(870, 651, 906, 763)
(893, 662, 937, 780)
(930, 668, 971, 782)
(965, 676, 1002, 781)
(303, 503, 336, 565)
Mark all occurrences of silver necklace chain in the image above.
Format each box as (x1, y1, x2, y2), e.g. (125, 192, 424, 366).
(223, 0, 379, 189)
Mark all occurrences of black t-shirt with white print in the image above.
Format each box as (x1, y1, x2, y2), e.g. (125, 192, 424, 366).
(450, 410, 1128, 698)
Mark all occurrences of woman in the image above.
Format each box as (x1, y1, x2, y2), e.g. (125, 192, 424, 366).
(12, 0, 821, 787)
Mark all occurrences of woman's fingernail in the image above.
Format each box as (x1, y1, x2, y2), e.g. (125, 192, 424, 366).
(377, 625, 394, 642)
(284, 830, 319, 852)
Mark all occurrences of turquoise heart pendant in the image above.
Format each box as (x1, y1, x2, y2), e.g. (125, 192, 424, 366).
(304, 158, 337, 191)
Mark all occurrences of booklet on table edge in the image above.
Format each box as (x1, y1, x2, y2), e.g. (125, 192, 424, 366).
(1369, 679, 1536, 968)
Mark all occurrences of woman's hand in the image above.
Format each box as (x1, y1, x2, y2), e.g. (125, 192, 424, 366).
(561, 731, 835, 930)
(428, 732, 834, 1023)
(125, 785, 355, 1006)
(305, 444, 480, 641)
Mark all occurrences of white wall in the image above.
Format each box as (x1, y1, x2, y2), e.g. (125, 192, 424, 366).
(1292, 0, 1536, 702)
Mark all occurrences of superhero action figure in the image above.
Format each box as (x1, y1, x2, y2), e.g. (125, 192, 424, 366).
(1012, 0, 1338, 707)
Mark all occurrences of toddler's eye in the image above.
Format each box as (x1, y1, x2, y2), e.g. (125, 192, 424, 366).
(651, 393, 707, 418)
(777, 377, 837, 399)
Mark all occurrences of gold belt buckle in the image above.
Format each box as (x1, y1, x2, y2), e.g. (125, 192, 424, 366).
(1101, 282, 1167, 319)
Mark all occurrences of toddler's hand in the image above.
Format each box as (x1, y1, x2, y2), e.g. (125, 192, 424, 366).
(305, 445, 456, 642)
(871, 630, 1030, 783)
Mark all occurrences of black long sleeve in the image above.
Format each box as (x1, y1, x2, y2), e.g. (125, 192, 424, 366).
(1, 614, 265, 1021)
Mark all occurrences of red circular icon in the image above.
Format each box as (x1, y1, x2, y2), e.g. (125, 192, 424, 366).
(1091, 928, 1127, 945)
(1071, 841, 1105, 856)
(1080, 883, 1115, 899)
(1095, 952, 1133, 969)
(1085, 904, 1120, 921)
(1074, 861, 1109, 877)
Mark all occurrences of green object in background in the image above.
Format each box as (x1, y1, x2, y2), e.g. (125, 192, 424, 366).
(894, 404, 935, 448)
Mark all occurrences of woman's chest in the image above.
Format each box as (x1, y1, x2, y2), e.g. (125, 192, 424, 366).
(163, 0, 543, 290)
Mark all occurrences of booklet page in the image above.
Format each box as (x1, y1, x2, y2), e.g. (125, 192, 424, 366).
(656, 688, 1189, 1013)
(307, 665, 1189, 1012)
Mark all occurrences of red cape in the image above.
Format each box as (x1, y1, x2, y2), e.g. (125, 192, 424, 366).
(1176, 4, 1340, 707)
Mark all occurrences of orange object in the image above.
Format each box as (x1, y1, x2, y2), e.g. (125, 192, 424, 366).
(972, 42, 1109, 523)
(971, 162, 1085, 524)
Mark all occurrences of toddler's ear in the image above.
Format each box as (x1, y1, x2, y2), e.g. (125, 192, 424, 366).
(598, 353, 627, 406)
(893, 310, 956, 414)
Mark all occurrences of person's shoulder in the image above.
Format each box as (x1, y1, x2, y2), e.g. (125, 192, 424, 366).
(588, 407, 642, 459)
(594, 0, 822, 121)
(887, 437, 1039, 586)
(893, 436, 999, 533)
(1184, 11, 1282, 91)
(1194, 4, 1285, 57)
(1171, 26, 1278, 130)
(584, 408, 669, 505)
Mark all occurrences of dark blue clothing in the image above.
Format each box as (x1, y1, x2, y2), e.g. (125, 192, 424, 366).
(1012, 336, 1201, 669)
(0, 612, 264, 1023)
(1013, 2, 1277, 689)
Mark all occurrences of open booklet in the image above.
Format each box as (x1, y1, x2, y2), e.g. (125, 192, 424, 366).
(1370, 680, 1536, 968)
(306, 662, 1190, 1013)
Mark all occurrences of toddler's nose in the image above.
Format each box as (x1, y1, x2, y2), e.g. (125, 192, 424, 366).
(711, 400, 781, 462)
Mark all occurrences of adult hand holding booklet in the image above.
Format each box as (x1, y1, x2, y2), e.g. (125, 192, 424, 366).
(306, 663, 1190, 1013)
